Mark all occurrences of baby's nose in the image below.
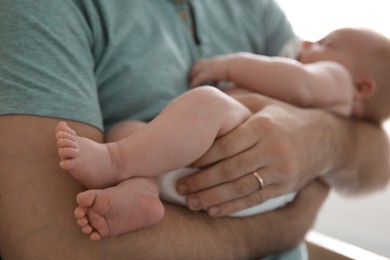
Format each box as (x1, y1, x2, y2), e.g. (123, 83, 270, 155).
(301, 40, 313, 49)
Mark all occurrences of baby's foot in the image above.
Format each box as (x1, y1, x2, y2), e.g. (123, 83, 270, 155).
(74, 178, 164, 240)
(55, 122, 121, 188)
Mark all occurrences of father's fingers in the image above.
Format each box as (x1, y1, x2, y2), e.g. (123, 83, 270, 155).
(183, 166, 297, 213)
(179, 147, 262, 194)
(211, 180, 329, 218)
(191, 119, 259, 167)
(184, 171, 264, 211)
(205, 183, 296, 217)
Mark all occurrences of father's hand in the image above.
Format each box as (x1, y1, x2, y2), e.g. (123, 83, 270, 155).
(177, 95, 330, 216)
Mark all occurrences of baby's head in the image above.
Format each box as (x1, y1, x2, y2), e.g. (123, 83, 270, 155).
(353, 30, 390, 121)
(299, 28, 390, 122)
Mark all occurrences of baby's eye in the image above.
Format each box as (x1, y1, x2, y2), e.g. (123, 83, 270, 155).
(319, 38, 335, 48)
(324, 41, 333, 47)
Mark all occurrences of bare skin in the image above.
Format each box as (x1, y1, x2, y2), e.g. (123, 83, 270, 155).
(0, 115, 329, 260)
(72, 120, 164, 240)
(177, 94, 390, 216)
(73, 177, 164, 241)
(56, 87, 251, 239)
(1, 93, 388, 258)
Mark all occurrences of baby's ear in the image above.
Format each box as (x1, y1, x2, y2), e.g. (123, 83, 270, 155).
(354, 76, 377, 101)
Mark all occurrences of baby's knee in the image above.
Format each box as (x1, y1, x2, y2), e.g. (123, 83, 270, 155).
(187, 86, 235, 110)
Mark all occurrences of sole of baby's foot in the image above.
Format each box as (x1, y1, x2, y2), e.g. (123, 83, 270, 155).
(75, 181, 165, 240)
(55, 121, 119, 188)
(74, 207, 97, 238)
(74, 206, 108, 241)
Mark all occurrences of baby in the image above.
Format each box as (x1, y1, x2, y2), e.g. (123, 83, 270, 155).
(191, 27, 390, 122)
(56, 27, 390, 240)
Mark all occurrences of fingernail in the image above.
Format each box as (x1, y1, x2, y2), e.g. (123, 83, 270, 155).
(208, 207, 220, 216)
(177, 183, 188, 194)
(188, 197, 199, 210)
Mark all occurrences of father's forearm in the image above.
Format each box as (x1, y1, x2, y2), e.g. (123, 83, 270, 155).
(152, 181, 325, 260)
(257, 101, 390, 194)
(0, 115, 314, 259)
(143, 205, 274, 259)
(131, 204, 239, 259)
(138, 204, 254, 259)
(317, 113, 390, 194)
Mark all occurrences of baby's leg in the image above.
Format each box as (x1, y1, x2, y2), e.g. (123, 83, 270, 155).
(73, 120, 163, 240)
(113, 87, 251, 177)
(56, 87, 250, 187)
(75, 177, 164, 240)
(56, 122, 123, 188)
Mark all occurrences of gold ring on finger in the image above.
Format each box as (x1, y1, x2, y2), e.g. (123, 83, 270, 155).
(252, 171, 265, 190)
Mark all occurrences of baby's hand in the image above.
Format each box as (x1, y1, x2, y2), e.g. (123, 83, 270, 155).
(189, 55, 232, 88)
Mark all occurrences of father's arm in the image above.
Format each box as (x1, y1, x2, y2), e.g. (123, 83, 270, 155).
(320, 115, 390, 194)
(0, 115, 327, 259)
(219, 94, 390, 194)
(246, 94, 390, 194)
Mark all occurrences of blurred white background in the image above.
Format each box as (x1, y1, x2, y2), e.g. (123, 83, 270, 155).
(277, 0, 390, 257)
(277, 0, 390, 40)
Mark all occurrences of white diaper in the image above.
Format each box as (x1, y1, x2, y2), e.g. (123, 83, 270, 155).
(157, 168, 296, 217)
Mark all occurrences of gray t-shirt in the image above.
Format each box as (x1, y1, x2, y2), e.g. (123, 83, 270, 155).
(0, 0, 296, 131)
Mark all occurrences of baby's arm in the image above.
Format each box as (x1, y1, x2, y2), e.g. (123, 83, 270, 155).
(191, 53, 354, 116)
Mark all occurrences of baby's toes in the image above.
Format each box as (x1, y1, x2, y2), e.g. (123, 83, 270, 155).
(56, 122, 76, 135)
(74, 207, 88, 219)
(81, 224, 93, 235)
(90, 231, 102, 241)
(56, 137, 78, 150)
(76, 216, 89, 227)
(88, 210, 110, 238)
(58, 147, 79, 160)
